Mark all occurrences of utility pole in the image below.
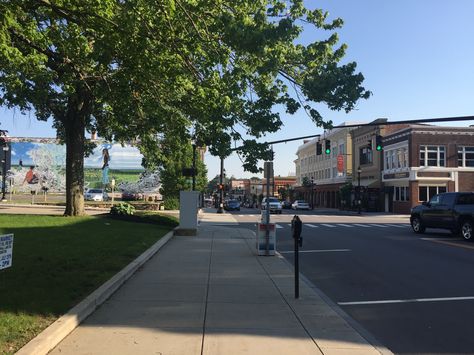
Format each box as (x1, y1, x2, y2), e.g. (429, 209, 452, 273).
(192, 140, 196, 191)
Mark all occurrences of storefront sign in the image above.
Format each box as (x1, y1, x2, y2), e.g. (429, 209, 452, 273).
(0, 234, 14, 270)
(383, 172, 409, 180)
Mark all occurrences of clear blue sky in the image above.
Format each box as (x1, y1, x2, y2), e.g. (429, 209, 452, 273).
(2, 0, 474, 179)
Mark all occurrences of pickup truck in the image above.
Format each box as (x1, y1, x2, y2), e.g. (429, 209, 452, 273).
(410, 192, 474, 241)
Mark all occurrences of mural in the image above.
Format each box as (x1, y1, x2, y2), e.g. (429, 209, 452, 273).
(7, 141, 155, 193)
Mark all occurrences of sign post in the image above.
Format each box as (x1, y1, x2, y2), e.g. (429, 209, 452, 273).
(0, 234, 14, 270)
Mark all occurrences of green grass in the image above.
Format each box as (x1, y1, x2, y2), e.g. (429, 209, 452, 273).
(84, 168, 143, 189)
(0, 214, 173, 354)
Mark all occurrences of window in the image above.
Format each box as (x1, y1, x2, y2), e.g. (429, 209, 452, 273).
(393, 186, 409, 201)
(458, 147, 474, 167)
(457, 193, 474, 205)
(339, 143, 345, 155)
(418, 186, 447, 202)
(359, 146, 373, 165)
(419, 146, 445, 167)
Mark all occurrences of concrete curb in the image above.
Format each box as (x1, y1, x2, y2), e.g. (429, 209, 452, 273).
(16, 229, 175, 355)
(275, 251, 393, 355)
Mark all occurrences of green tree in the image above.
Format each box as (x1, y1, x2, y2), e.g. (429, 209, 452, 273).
(0, 1, 370, 215)
(150, 138, 207, 201)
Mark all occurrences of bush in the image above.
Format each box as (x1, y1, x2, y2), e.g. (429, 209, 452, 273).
(110, 202, 136, 216)
(163, 198, 179, 210)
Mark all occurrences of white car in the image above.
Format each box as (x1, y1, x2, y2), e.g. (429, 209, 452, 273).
(292, 200, 310, 210)
(85, 188, 109, 201)
(261, 197, 282, 214)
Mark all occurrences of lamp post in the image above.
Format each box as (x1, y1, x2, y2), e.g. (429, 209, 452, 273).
(191, 138, 197, 191)
(217, 157, 224, 213)
(357, 166, 362, 214)
(2, 143, 9, 201)
(310, 177, 314, 210)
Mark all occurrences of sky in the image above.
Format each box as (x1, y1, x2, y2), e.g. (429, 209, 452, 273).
(1, 0, 474, 179)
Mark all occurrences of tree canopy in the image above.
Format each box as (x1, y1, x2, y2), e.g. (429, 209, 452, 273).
(0, 0, 370, 215)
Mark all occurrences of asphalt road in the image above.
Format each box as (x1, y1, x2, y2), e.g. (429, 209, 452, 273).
(223, 208, 474, 355)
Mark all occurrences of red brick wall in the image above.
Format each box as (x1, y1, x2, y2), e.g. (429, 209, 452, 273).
(458, 172, 474, 192)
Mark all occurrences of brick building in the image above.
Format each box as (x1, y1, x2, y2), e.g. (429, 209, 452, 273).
(382, 125, 474, 213)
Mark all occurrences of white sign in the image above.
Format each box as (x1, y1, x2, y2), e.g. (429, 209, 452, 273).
(0, 234, 14, 270)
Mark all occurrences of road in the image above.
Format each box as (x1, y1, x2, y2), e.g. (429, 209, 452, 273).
(217, 208, 474, 355)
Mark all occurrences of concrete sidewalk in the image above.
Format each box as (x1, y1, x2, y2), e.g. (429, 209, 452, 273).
(49, 226, 387, 355)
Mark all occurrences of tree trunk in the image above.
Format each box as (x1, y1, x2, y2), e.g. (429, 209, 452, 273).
(64, 93, 90, 216)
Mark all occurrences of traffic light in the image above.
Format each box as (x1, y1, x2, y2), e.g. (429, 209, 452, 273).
(375, 135, 383, 151)
(218, 184, 223, 190)
(367, 139, 373, 150)
(325, 140, 331, 154)
(316, 142, 322, 155)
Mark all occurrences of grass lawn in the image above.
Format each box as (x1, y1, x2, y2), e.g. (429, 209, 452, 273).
(0, 214, 177, 354)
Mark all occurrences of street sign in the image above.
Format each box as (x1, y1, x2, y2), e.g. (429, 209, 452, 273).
(337, 154, 344, 173)
(0, 234, 13, 270)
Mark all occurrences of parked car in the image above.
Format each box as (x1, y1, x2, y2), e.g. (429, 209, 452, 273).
(410, 192, 474, 241)
(121, 192, 144, 201)
(85, 188, 109, 202)
(261, 197, 282, 214)
(282, 200, 292, 209)
(292, 200, 310, 210)
(224, 199, 241, 211)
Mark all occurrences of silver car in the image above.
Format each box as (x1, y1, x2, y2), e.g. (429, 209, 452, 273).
(261, 197, 282, 214)
(84, 188, 109, 201)
(292, 200, 310, 210)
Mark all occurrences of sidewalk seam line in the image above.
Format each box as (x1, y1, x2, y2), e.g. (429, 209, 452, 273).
(200, 229, 214, 355)
(242, 234, 324, 354)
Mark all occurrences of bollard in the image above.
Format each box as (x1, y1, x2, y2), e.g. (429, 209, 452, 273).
(291, 215, 302, 299)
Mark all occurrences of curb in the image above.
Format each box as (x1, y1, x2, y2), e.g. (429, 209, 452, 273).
(275, 251, 393, 355)
(16, 229, 176, 355)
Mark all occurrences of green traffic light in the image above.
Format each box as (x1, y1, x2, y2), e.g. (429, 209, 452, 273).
(325, 149, 331, 154)
(376, 145, 382, 151)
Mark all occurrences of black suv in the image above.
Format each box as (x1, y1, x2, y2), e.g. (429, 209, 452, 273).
(410, 192, 474, 241)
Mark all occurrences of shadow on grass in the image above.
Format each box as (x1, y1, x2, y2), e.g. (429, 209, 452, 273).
(0, 214, 175, 353)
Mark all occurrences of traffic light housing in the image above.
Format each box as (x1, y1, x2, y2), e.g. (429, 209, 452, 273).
(375, 135, 383, 151)
(368, 139, 373, 150)
(325, 140, 331, 155)
(316, 142, 322, 155)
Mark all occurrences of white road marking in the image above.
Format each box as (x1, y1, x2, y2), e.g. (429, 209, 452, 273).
(368, 224, 389, 228)
(276, 224, 284, 229)
(353, 224, 371, 228)
(339, 296, 474, 306)
(238, 215, 244, 217)
(421, 237, 460, 241)
(306, 224, 319, 228)
(320, 224, 337, 228)
(336, 224, 354, 228)
(384, 224, 409, 228)
(279, 249, 351, 254)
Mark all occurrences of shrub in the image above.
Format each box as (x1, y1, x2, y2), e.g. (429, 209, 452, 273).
(110, 202, 136, 216)
(163, 198, 179, 210)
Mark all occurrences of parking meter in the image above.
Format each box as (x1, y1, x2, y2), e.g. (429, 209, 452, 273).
(291, 215, 303, 247)
(291, 215, 302, 298)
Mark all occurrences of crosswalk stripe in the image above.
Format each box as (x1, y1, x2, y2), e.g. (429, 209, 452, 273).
(353, 224, 371, 228)
(287, 224, 292, 227)
(336, 224, 354, 228)
(384, 224, 409, 228)
(306, 224, 319, 228)
(368, 224, 389, 228)
(276, 224, 284, 229)
(320, 224, 337, 228)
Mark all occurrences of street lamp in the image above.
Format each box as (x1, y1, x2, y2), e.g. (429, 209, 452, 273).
(2, 143, 9, 201)
(310, 177, 314, 210)
(191, 137, 197, 191)
(217, 157, 224, 213)
(357, 166, 362, 214)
